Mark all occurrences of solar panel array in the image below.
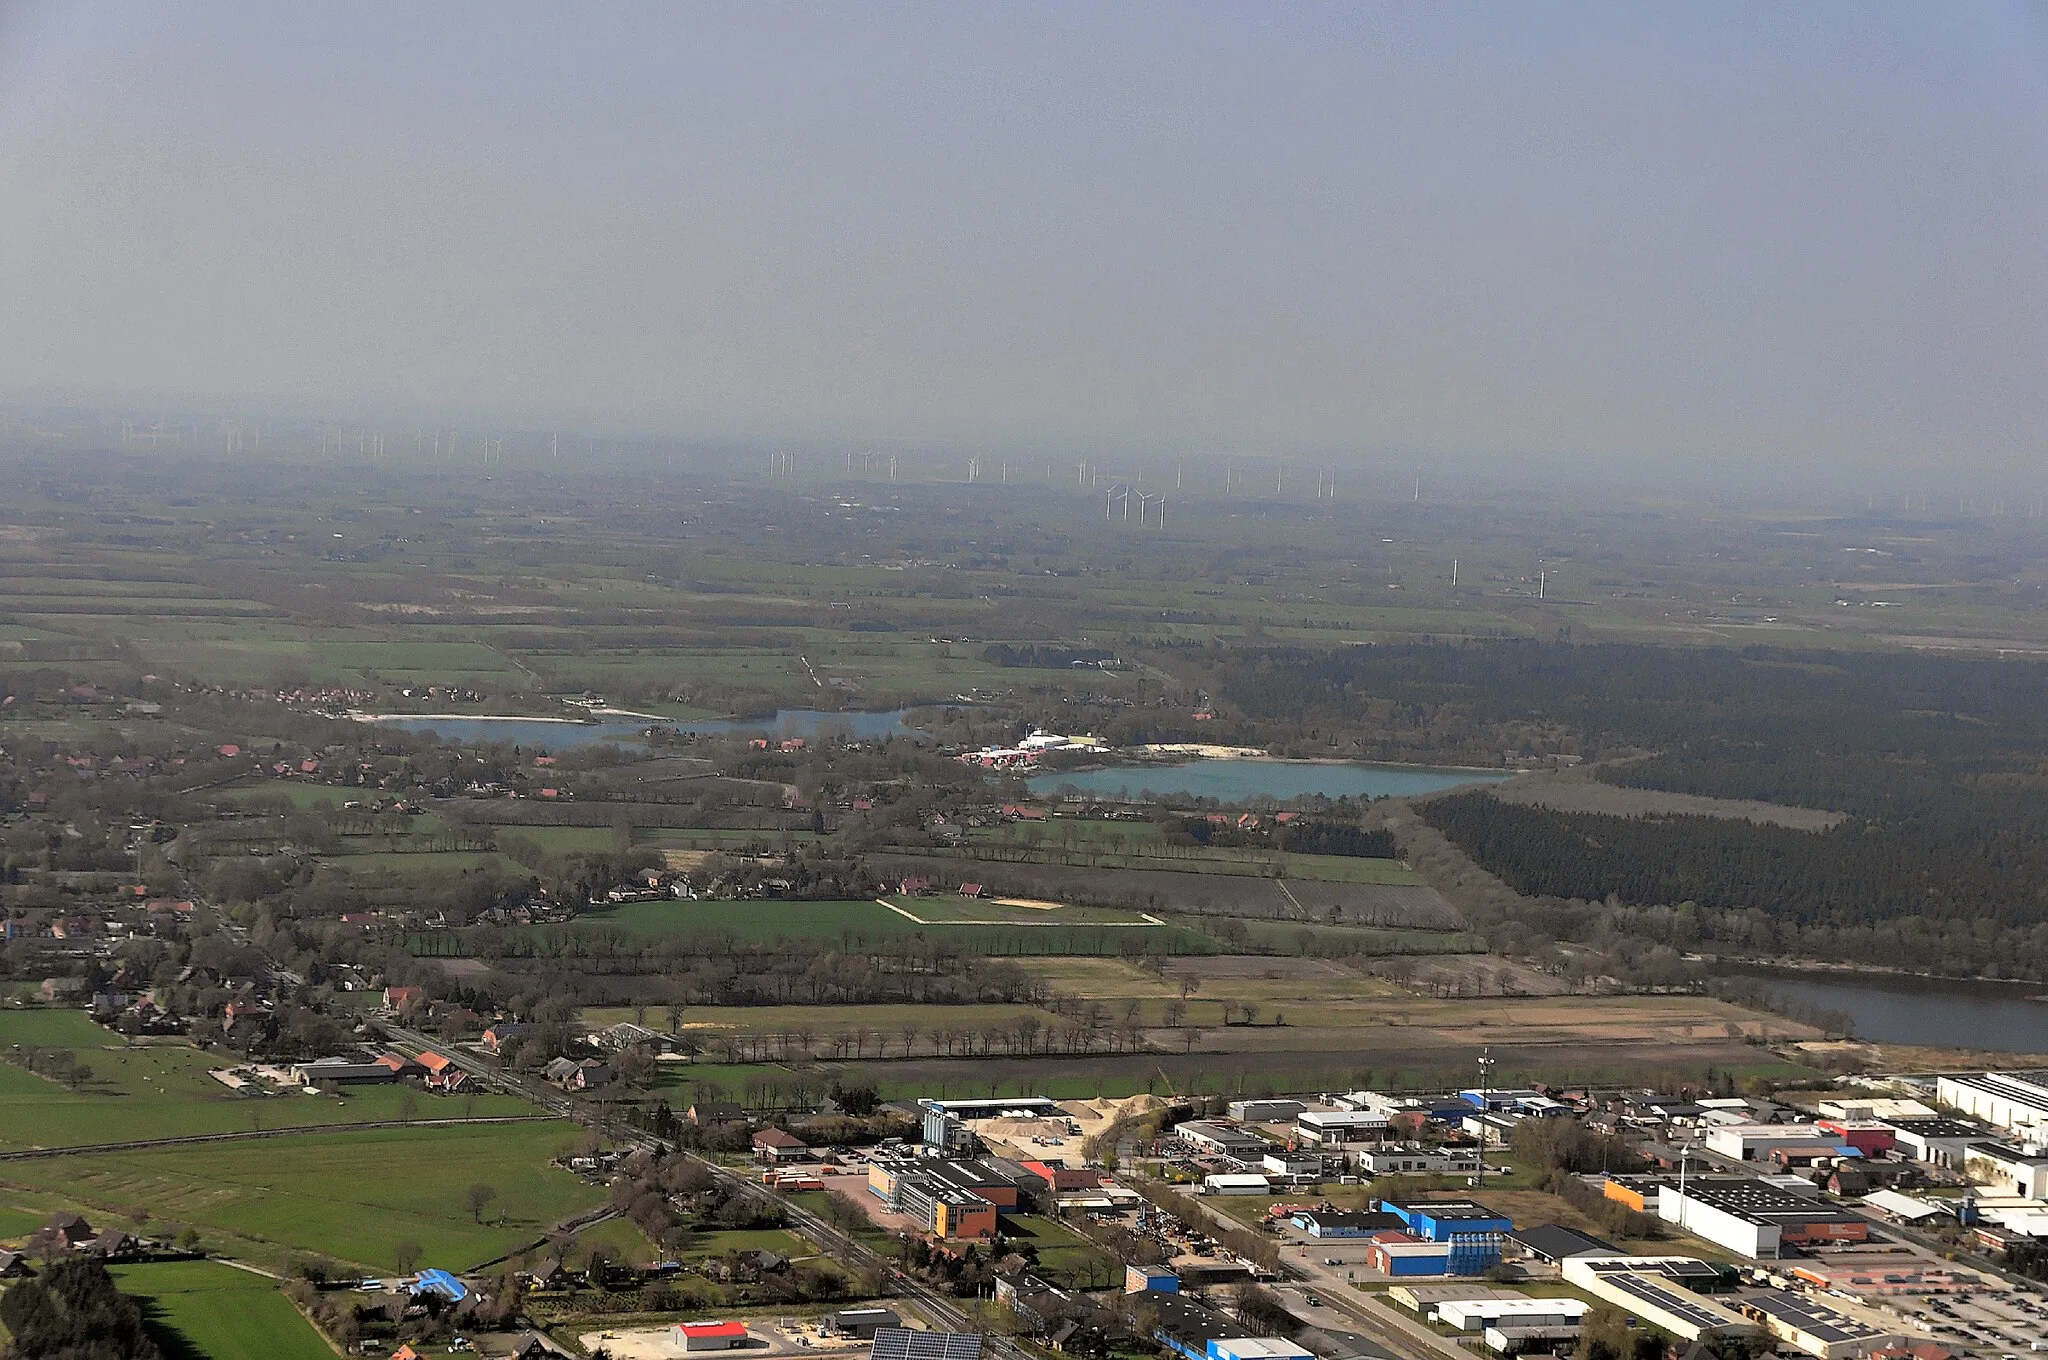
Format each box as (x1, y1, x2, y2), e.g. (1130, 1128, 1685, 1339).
(1602, 1273, 1738, 1332)
(871, 1328, 985, 1360)
(1743, 1292, 1887, 1343)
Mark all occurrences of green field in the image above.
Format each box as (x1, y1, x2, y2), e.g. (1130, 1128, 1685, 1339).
(109, 1260, 334, 1360)
(0, 1008, 531, 1149)
(6, 1122, 601, 1271)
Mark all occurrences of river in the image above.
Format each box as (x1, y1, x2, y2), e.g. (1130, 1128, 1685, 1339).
(1025, 758, 1509, 803)
(1726, 965, 2048, 1052)
(367, 708, 917, 749)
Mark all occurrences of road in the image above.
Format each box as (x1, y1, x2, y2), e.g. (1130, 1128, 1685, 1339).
(374, 1019, 1025, 1357)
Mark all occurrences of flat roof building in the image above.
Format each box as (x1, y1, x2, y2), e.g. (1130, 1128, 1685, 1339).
(1294, 1110, 1392, 1144)
(1739, 1291, 1901, 1360)
(1656, 1177, 1868, 1259)
(1935, 1073, 2048, 1138)
(1177, 1120, 1271, 1160)
(1561, 1261, 1750, 1342)
(1229, 1098, 1308, 1124)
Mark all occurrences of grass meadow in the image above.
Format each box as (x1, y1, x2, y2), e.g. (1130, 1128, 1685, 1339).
(0, 1007, 530, 1150)
(109, 1260, 334, 1360)
(7, 1122, 602, 1272)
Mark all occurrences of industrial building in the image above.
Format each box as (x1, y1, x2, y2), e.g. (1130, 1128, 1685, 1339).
(1289, 1209, 1404, 1238)
(1738, 1292, 1900, 1360)
(1229, 1098, 1308, 1123)
(1701, 1123, 1834, 1161)
(1201, 1173, 1271, 1195)
(1561, 1260, 1750, 1342)
(1176, 1120, 1271, 1161)
(1367, 1231, 1453, 1277)
(1655, 1177, 1868, 1259)
(867, 1158, 1028, 1240)
(1380, 1199, 1512, 1242)
(1126, 1264, 1180, 1294)
(1358, 1145, 1481, 1176)
(1436, 1296, 1592, 1332)
(919, 1096, 1064, 1152)
(1961, 1140, 2048, 1198)
(673, 1321, 750, 1351)
(1935, 1072, 2048, 1137)
(829, 1309, 902, 1340)
(1293, 1110, 1391, 1144)
(1882, 1118, 1987, 1167)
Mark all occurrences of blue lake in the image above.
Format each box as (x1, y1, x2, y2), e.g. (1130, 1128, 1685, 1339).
(371, 708, 916, 749)
(1025, 758, 1510, 804)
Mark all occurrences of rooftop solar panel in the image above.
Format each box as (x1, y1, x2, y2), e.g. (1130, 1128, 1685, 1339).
(871, 1329, 985, 1360)
(1603, 1274, 1735, 1331)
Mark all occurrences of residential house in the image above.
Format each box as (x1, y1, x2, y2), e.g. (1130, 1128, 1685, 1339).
(752, 1127, 813, 1163)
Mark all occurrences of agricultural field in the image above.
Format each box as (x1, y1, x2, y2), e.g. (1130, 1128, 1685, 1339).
(109, 1259, 335, 1360)
(0, 1008, 532, 1149)
(3, 1122, 603, 1271)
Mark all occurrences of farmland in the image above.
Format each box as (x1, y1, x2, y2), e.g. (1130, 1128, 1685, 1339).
(109, 1259, 334, 1360)
(2, 1122, 604, 1271)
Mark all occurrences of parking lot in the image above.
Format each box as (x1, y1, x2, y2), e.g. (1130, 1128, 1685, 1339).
(1877, 1285, 2048, 1357)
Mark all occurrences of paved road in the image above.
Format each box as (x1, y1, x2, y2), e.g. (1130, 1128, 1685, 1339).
(375, 1020, 1024, 1357)
(0, 1115, 554, 1161)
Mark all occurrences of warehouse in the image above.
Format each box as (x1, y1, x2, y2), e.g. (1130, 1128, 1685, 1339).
(1177, 1120, 1271, 1161)
(1435, 1297, 1591, 1332)
(1883, 1117, 1988, 1168)
(673, 1321, 750, 1351)
(1229, 1098, 1308, 1123)
(1206, 1340, 1315, 1360)
(1739, 1291, 1900, 1360)
(1294, 1110, 1391, 1145)
(1290, 1209, 1404, 1238)
(1561, 1261, 1749, 1342)
(1202, 1173, 1271, 1195)
(1368, 1231, 1453, 1277)
(1358, 1146, 1481, 1176)
(1962, 1140, 2048, 1198)
(1380, 1199, 1513, 1242)
(1935, 1072, 2048, 1137)
(1656, 1177, 1868, 1259)
(1702, 1123, 1832, 1161)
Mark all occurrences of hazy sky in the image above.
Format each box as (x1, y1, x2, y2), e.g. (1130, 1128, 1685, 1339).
(1, 3, 2044, 472)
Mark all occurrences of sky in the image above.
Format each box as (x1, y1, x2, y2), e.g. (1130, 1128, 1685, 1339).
(0, 2, 2044, 474)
